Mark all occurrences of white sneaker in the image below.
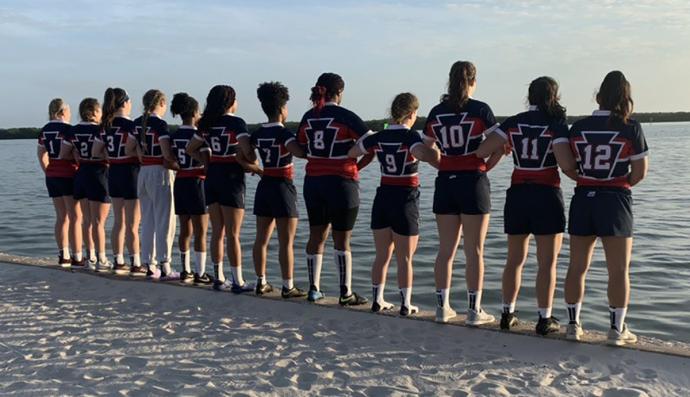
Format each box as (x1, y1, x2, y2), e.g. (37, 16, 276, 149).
(96, 260, 112, 273)
(436, 306, 457, 323)
(566, 322, 584, 341)
(87, 258, 97, 271)
(371, 300, 394, 313)
(400, 304, 419, 316)
(607, 324, 637, 346)
(466, 308, 495, 326)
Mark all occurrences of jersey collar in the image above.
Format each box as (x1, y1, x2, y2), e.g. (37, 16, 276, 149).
(325, 102, 339, 107)
(262, 122, 284, 128)
(386, 124, 408, 130)
(78, 121, 97, 125)
(223, 112, 236, 116)
(593, 110, 611, 116)
(528, 105, 538, 111)
(178, 125, 197, 130)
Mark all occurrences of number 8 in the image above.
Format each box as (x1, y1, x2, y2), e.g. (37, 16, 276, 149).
(313, 130, 325, 150)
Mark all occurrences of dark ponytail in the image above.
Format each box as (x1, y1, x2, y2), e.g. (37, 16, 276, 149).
(171, 92, 199, 123)
(528, 76, 566, 122)
(443, 61, 476, 112)
(139, 89, 166, 153)
(310, 73, 344, 112)
(198, 85, 236, 133)
(597, 71, 633, 125)
(102, 87, 129, 130)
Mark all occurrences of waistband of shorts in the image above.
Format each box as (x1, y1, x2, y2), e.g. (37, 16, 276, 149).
(509, 183, 561, 192)
(377, 185, 418, 192)
(305, 175, 358, 183)
(260, 175, 293, 183)
(437, 170, 486, 177)
(574, 186, 631, 195)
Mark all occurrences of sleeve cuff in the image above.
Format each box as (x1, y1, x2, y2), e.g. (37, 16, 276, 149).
(357, 140, 368, 153)
(200, 147, 212, 153)
(158, 135, 169, 140)
(410, 142, 424, 151)
(483, 123, 500, 135)
(492, 128, 508, 141)
(236, 132, 250, 139)
(355, 130, 374, 145)
(284, 137, 296, 145)
(553, 138, 570, 145)
(193, 133, 205, 141)
(62, 141, 73, 147)
(630, 151, 648, 161)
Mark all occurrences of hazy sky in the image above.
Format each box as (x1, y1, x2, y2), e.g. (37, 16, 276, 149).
(1, 0, 689, 127)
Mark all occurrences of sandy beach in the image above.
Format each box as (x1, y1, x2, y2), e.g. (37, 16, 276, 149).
(0, 262, 688, 396)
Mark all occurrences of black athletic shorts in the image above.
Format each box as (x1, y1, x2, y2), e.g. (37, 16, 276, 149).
(45, 176, 74, 198)
(254, 176, 298, 218)
(433, 171, 490, 215)
(371, 185, 420, 236)
(568, 187, 633, 237)
(504, 184, 565, 235)
(74, 163, 110, 203)
(303, 175, 359, 231)
(205, 163, 245, 209)
(174, 177, 207, 215)
(108, 163, 140, 200)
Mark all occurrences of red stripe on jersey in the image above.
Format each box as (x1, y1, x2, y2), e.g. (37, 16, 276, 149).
(141, 157, 164, 166)
(46, 159, 77, 178)
(79, 159, 107, 165)
(177, 169, 205, 179)
(108, 157, 138, 165)
(577, 176, 630, 190)
(263, 165, 294, 179)
(439, 155, 486, 172)
(305, 157, 358, 180)
(381, 175, 419, 187)
(511, 168, 560, 187)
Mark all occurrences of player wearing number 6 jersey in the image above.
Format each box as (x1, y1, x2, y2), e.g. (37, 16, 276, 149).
(425, 61, 503, 325)
(477, 77, 568, 335)
(555, 71, 649, 346)
(348, 93, 440, 316)
(297, 72, 375, 305)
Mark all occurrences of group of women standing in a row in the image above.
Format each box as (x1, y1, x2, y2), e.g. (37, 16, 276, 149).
(37, 61, 648, 346)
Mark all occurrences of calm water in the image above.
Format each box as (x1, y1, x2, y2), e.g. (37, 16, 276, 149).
(1, 123, 689, 342)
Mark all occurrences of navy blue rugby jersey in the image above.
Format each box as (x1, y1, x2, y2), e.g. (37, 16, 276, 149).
(424, 99, 498, 172)
(132, 114, 170, 166)
(64, 122, 104, 164)
(194, 114, 249, 164)
(172, 126, 207, 178)
(97, 116, 137, 164)
(360, 125, 424, 187)
(554, 110, 648, 189)
(39, 120, 76, 177)
(495, 105, 568, 187)
(250, 122, 297, 179)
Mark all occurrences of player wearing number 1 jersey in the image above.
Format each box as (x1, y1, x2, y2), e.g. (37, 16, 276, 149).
(556, 71, 649, 346)
(477, 77, 568, 335)
(297, 72, 375, 305)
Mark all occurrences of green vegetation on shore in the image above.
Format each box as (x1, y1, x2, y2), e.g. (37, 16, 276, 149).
(3, 112, 689, 139)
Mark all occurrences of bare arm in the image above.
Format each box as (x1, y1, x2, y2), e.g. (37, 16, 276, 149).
(236, 149, 263, 176)
(348, 143, 366, 158)
(125, 136, 139, 158)
(552, 142, 578, 181)
(92, 139, 107, 160)
(238, 136, 256, 162)
(485, 147, 505, 171)
(37, 146, 48, 172)
(411, 144, 441, 169)
(356, 152, 375, 170)
(286, 141, 306, 159)
(476, 132, 506, 159)
(628, 157, 648, 187)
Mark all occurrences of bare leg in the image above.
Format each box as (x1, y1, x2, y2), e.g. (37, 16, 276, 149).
(434, 214, 462, 290)
(461, 213, 490, 292)
(306, 225, 329, 255)
(124, 199, 141, 258)
(192, 214, 208, 253)
(90, 201, 111, 262)
(535, 233, 562, 310)
(564, 235, 597, 304)
(208, 203, 225, 275)
(111, 197, 125, 261)
(253, 216, 276, 279)
(392, 232, 418, 289)
(178, 215, 192, 253)
(371, 228, 394, 285)
(276, 217, 298, 280)
(81, 199, 94, 257)
(501, 234, 530, 307)
(221, 206, 244, 269)
(601, 237, 632, 308)
(52, 197, 69, 255)
(64, 196, 82, 259)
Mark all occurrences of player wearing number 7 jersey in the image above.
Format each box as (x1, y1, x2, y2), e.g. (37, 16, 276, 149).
(555, 71, 649, 346)
(297, 72, 375, 305)
(425, 61, 503, 325)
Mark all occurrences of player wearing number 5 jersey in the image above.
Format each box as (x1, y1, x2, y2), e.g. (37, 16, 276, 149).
(477, 77, 568, 335)
(348, 93, 441, 316)
(555, 71, 649, 346)
(93, 88, 142, 276)
(297, 72, 375, 306)
(425, 61, 503, 325)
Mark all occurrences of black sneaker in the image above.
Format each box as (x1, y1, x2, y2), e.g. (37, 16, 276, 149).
(194, 272, 214, 285)
(281, 286, 307, 299)
(339, 292, 368, 306)
(71, 258, 87, 269)
(536, 316, 560, 336)
(113, 262, 130, 275)
(180, 270, 195, 284)
(371, 301, 394, 313)
(255, 282, 274, 295)
(500, 312, 519, 330)
(58, 256, 71, 267)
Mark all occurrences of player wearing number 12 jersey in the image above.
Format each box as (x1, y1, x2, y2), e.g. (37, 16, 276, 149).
(556, 71, 649, 346)
(297, 72, 374, 305)
(477, 76, 568, 336)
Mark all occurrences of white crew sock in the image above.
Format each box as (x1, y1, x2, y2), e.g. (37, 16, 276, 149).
(162, 261, 172, 275)
(468, 290, 482, 311)
(567, 302, 582, 324)
(98, 252, 108, 264)
(114, 253, 124, 265)
(195, 251, 206, 275)
(89, 249, 97, 262)
(538, 307, 552, 319)
(283, 278, 294, 290)
(400, 288, 412, 308)
(335, 250, 352, 296)
(74, 251, 83, 261)
(503, 302, 516, 314)
(131, 253, 141, 267)
(609, 306, 627, 331)
(230, 265, 244, 286)
(180, 251, 191, 273)
(306, 254, 323, 291)
(61, 248, 70, 260)
(373, 284, 385, 304)
(214, 262, 224, 282)
(436, 288, 450, 308)
(258, 275, 266, 286)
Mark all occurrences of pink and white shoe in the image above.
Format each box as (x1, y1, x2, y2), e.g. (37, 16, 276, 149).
(160, 271, 180, 281)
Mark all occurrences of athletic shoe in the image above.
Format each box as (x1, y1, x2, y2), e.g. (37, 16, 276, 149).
(113, 263, 130, 276)
(607, 324, 637, 346)
(231, 282, 255, 294)
(147, 266, 161, 280)
(180, 270, 195, 284)
(466, 309, 495, 326)
(400, 304, 419, 317)
(59, 257, 71, 268)
(71, 258, 87, 269)
(87, 258, 97, 271)
(339, 292, 368, 306)
(194, 272, 214, 285)
(371, 300, 394, 313)
(500, 312, 519, 330)
(536, 316, 560, 336)
(96, 260, 112, 273)
(160, 271, 181, 281)
(436, 306, 457, 323)
(307, 288, 325, 302)
(130, 265, 147, 277)
(213, 279, 233, 291)
(281, 286, 307, 299)
(566, 322, 584, 341)
(256, 282, 274, 295)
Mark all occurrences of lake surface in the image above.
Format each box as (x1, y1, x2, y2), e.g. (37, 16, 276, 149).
(1, 122, 688, 342)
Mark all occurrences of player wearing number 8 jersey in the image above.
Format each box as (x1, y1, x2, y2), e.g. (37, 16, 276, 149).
(555, 71, 649, 346)
(425, 61, 504, 325)
(477, 76, 568, 335)
(297, 72, 375, 305)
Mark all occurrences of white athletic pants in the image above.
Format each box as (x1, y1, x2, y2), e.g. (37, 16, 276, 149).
(138, 165, 176, 265)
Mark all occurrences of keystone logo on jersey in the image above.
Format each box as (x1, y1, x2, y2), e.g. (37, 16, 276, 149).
(509, 124, 556, 170)
(106, 127, 127, 158)
(305, 118, 339, 158)
(374, 142, 412, 176)
(429, 113, 476, 155)
(573, 131, 625, 180)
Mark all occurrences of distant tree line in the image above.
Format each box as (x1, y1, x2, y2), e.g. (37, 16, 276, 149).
(3, 112, 689, 139)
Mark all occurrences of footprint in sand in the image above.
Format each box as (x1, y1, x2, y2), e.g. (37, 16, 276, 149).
(602, 387, 649, 397)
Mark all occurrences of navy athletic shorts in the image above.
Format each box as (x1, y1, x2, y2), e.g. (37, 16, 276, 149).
(108, 163, 140, 200)
(253, 176, 298, 218)
(45, 176, 74, 198)
(433, 171, 490, 215)
(74, 163, 110, 203)
(568, 187, 633, 237)
(504, 184, 565, 235)
(174, 177, 207, 215)
(303, 175, 359, 231)
(371, 185, 420, 236)
(204, 163, 245, 209)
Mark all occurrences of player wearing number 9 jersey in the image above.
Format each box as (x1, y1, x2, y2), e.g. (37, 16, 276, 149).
(348, 93, 440, 316)
(425, 61, 503, 325)
(555, 71, 648, 346)
(477, 76, 568, 336)
(297, 72, 375, 306)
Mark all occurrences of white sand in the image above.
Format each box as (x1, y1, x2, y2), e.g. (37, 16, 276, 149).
(0, 263, 688, 397)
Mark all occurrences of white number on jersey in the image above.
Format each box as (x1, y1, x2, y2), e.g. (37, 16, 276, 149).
(582, 144, 612, 170)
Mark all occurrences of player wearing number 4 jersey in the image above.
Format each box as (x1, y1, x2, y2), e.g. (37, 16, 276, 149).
(555, 71, 649, 346)
(477, 76, 568, 335)
(349, 93, 440, 316)
(297, 72, 375, 305)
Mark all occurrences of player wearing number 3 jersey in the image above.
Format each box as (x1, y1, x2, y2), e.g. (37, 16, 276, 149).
(555, 71, 649, 346)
